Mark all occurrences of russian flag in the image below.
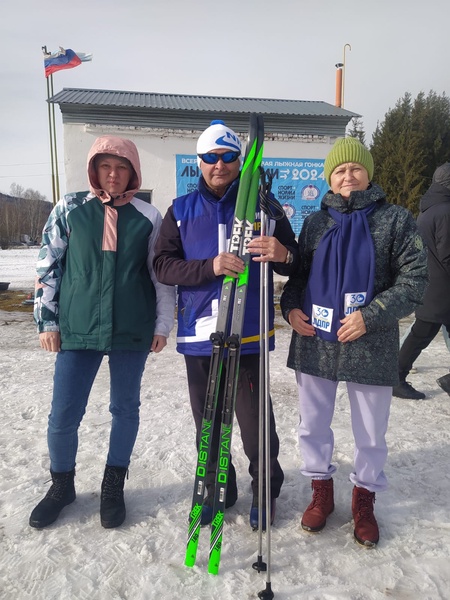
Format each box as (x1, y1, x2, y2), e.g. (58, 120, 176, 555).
(44, 48, 90, 78)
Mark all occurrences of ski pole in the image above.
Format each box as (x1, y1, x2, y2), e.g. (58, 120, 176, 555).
(253, 172, 268, 563)
(258, 243, 274, 599)
(252, 168, 275, 600)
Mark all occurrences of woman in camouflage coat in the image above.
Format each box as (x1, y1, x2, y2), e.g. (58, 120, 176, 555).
(280, 137, 427, 546)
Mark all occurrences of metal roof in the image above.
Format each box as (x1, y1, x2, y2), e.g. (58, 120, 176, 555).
(49, 88, 359, 136)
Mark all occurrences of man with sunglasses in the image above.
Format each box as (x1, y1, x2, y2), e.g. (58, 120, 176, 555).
(153, 120, 298, 529)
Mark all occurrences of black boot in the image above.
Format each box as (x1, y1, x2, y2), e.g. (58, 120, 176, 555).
(100, 465, 128, 528)
(392, 381, 425, 400)
(29, 469, 76, 528)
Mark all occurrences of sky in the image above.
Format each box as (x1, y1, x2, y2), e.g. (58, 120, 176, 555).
(1, 0, 450, 203)
(1, 248, 450, 599)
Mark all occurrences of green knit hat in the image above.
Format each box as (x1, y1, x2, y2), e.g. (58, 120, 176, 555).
(324, 137, 374, 185)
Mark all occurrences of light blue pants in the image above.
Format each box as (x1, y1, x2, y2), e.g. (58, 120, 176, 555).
(295, 372, 391, 492)
(47, 349, 148, 472)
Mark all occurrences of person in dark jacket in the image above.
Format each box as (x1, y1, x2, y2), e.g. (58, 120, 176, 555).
(153, 120, 299, 529)
(29, 136, 175, 530)
(393, 163, 450, 399)
(281, 137, 427, 546)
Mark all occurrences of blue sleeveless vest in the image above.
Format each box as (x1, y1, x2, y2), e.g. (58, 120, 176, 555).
(173, 178, 275, 356)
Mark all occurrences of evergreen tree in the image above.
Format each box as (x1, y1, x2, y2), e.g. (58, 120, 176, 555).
(370, 91, 450, 216)
(411, 91, 450, 180)
(347, 117, 366, 145)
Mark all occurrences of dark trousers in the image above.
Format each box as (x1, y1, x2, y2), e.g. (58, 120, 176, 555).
(184, 354, 284, 498)
(399, 319, 450, 380)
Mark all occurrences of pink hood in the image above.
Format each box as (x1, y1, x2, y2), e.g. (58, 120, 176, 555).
(87, 136, 142, 206)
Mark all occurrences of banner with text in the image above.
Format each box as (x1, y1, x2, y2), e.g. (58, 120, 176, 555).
(176, 155, 328, 236)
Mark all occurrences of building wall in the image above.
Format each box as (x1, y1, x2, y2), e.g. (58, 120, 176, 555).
(64, 123, 334, 216)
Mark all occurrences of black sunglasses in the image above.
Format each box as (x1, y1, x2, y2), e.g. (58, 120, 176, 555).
(198, 151, 240, 165)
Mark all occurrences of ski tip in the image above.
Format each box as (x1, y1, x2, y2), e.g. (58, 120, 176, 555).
(185, 549, 197, 568)
(207, 563, 219, 576)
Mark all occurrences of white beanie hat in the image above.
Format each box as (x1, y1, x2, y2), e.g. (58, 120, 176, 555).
(196, 120, 242, 167)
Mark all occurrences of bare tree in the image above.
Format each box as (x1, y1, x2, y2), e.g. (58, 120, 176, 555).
(0, 203, 8, 249)
(0, 200, 21, 248)
(7, 184, 50, 245)
(22, 188, 50, 243)
(9, 183, 25, 198)
(0, 184, 51, 247)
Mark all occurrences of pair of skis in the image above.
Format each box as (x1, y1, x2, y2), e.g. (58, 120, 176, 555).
(185, 114, 264, 575)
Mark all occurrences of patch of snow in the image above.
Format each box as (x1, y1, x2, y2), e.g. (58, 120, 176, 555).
(1, 250, 449, 599)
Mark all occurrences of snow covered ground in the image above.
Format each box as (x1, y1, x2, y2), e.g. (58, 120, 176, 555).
(0, 247, 39, 291)
(1, 248, 450, 600)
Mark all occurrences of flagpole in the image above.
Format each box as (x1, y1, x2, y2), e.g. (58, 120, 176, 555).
(42, 45, 91, 205)
(49, 74, 60, 201)
(43, 46, 57, 206)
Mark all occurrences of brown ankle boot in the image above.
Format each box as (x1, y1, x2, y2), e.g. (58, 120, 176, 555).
(352, 486, 379, 547)
(301, 478, 334, 532)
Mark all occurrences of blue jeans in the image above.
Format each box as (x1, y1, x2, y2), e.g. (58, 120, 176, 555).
(47, 350, 148, 472)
